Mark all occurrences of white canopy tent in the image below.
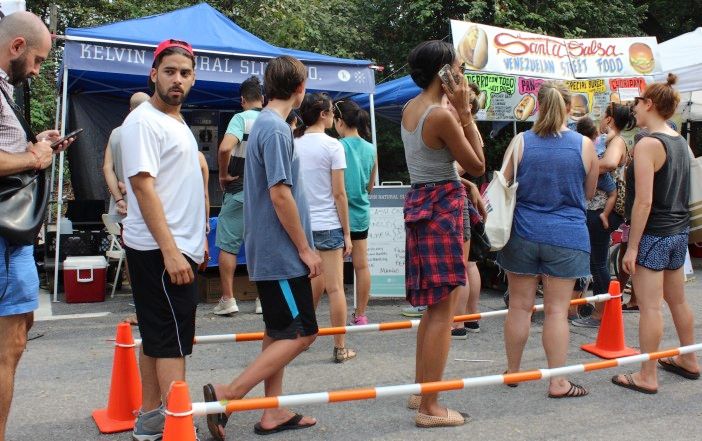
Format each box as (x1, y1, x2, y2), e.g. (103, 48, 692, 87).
(655, 27, 702, 121)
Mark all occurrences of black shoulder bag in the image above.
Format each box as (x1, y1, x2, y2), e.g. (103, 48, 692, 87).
(0, 86, 50, 246)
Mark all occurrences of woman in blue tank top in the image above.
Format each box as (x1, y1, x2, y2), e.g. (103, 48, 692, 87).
(612, 74, 700, 394)
(499, 81, 598, 398)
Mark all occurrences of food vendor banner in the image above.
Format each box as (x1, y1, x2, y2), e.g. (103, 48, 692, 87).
(451, 20, 660, 80)
(466, 73, 649, 122)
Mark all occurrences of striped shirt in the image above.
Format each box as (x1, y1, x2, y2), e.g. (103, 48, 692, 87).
(0, 69, 27, 154)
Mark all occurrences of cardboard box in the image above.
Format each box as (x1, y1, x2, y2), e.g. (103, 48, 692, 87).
(197, 272, 258, 303)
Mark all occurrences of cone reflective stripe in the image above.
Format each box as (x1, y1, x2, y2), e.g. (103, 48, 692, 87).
(163, 381, 196, 441)
(581, 282, 639, 359)
(92, 323, 142, 433)
(134, 294, 614, 346)
(190, 343, 702, 416)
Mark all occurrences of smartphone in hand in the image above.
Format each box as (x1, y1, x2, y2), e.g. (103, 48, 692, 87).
(438, 64, 455, 93)
(51, 128, 83, 149)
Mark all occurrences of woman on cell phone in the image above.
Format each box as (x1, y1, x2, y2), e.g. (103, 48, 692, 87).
(401, 40, 484, 427)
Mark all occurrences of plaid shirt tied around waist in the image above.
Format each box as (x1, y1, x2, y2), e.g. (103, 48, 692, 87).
(404, 180, 466, 306)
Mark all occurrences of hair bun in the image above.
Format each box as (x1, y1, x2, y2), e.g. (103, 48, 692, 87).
(666, 73, 678, 86)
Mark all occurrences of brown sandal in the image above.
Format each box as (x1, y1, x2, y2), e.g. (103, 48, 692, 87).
(333, 347, 357, 363)
(407, 394, 421, 410)
(415, 408, 470, 427)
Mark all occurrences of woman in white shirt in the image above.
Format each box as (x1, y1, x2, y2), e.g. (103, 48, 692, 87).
(294, 93, 355, 363)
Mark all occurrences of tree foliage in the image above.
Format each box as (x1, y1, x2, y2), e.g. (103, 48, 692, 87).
(25, 0, 701, 179)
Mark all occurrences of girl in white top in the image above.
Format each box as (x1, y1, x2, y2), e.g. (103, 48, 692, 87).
(294, 93, 355, 363)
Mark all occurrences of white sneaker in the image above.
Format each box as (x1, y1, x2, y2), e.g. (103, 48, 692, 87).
(213, 297, 238, 315)
(254, 297, 263, 314)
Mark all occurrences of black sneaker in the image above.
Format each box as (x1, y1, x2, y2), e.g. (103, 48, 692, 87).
(464, 321, 480, 333)
(451, 327, 468, 340)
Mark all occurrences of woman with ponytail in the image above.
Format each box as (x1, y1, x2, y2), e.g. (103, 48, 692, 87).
(500, 81, 598, 399)
(294, 92, 356, 363)
(333, 100, 376, 325)
(612, 74, 699, 394)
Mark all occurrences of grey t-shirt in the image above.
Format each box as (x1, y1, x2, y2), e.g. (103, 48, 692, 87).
(243, 108, 313, 281)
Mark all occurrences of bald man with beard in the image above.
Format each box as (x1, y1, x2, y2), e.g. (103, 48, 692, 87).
(0, 11, 73, 441)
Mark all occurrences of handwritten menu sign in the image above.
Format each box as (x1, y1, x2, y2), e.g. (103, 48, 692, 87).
(367, 186, 409, 297)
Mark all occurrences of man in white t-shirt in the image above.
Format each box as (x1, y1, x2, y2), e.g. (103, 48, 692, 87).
(119, 39, 206, 441)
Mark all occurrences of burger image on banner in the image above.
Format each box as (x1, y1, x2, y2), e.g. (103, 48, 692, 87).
(458, 25, 488, 70)
(514, 94, 536, 121)
(629, 43, 655, 74)
(570, 94, 589, 120)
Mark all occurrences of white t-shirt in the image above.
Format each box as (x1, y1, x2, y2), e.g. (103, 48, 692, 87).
(120, 102, 206, 263)
(294, 132, 347, 231)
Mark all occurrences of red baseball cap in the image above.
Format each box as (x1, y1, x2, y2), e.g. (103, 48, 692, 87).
(153, 39, 194, 59)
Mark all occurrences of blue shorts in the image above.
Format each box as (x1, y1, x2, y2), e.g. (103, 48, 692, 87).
(313, 228, 344, 251)
(497, 233, 590, 279)
(636, 230, 688, 271)
(0, 237, 39, 317)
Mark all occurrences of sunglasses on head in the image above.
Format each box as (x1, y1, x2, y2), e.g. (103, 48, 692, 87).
(333, 100, 345, 119)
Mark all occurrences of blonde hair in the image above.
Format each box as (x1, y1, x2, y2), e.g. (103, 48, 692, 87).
(533, 81, 568, 137)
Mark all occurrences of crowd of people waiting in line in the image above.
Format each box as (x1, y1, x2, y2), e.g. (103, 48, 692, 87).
(0, 11, 698, 440)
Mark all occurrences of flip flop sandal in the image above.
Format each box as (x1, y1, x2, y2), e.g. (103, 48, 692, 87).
(658, 357, 701, 380)
(611, 373, 657, 394)
(253, 413, 316, 435)
(548, 381, 589, 398)
(203, 384, 228, 441)
(415, 408, 470, 427)
(621, 304, 639, 312)
(503, 370, 518, 388)
(407, 394, 421, 410)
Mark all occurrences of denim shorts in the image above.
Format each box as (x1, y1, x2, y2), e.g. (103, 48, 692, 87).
(636, 230, 688, 271)
(497, 233, 590, 279)
(313, 228, 344, 251)
(0, 238, 39, 317)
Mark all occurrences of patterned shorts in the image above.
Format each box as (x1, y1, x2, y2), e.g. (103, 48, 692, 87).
(636, 230, 689, 271)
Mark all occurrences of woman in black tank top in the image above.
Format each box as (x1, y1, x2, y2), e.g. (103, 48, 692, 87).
(613, 74, 700, 394)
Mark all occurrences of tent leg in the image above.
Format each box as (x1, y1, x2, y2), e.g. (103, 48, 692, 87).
(53, 67, 69, 303)
(369, 93, 379, 186)
(47, 95, 61, 225)
(513, 120, 517, 136)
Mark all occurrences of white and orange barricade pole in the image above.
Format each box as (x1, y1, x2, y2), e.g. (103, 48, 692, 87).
(137, 293, 615, 347)
(184, 343, 702, 419)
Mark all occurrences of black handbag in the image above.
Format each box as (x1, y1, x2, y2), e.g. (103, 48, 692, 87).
(0, 86, 50, 246)
(468, 220, 491, 262)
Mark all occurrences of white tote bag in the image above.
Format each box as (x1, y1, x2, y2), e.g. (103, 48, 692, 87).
(482, 133, 523, 251)
(689, 152, 702, 244)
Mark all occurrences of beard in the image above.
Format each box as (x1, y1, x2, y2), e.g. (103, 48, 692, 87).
(8, 54, 30, 86)
(155, 83, 189, 106)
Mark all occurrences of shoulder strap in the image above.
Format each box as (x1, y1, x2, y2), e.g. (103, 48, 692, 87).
(0, 85, 37, 143)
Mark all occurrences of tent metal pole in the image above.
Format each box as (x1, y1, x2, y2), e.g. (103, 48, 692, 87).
(369, 93, 379, 186)
(53, 67, 68, 302)
(47, 95, 61, 224)
(513, 120, 517, 136)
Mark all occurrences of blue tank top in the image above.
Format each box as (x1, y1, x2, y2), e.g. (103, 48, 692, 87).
(513, 129, 590, 253)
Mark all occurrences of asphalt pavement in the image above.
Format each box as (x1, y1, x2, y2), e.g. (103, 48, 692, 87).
(7, 260, 702, 441)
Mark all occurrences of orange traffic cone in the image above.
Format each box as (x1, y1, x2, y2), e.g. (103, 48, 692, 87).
(163, 381, 196, 441)
(581, 281, 639, 359)
(92, 323, 142, 433)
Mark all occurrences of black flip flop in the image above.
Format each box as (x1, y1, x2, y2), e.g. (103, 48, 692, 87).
(548, 381, 589, 398)
(621, 304, 639, 312)
(658, 357, 701, 380)
(203, 384, 228, 441)
(254, 413, 316, 435)
(611, 373, 657, 394)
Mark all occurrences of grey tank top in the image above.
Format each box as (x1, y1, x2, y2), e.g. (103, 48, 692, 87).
(401, 104, 458, 184)
(625, 132, 690, 236)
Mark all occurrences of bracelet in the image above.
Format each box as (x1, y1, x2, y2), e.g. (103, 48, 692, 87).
(28, 150, 41, 169)
(115, 198, 124, 204)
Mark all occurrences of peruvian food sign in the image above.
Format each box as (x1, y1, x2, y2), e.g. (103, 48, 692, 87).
(450, 20, 660, 80)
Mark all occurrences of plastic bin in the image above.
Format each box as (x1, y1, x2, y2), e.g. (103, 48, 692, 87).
(63, 256, 107, 303)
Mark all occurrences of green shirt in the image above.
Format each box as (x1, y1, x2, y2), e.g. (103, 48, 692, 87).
(341, 137, 376, 232)
(224, 108, 261, 194)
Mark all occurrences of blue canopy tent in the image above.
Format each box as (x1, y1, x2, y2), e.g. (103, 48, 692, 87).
(351, 75, 420, 124)
(51, 3, 377, 300)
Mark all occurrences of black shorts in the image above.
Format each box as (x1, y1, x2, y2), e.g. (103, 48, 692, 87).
(125, 246, 198, 358)
(256, 275, 318, 340)
(350, 229, 368, 241)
